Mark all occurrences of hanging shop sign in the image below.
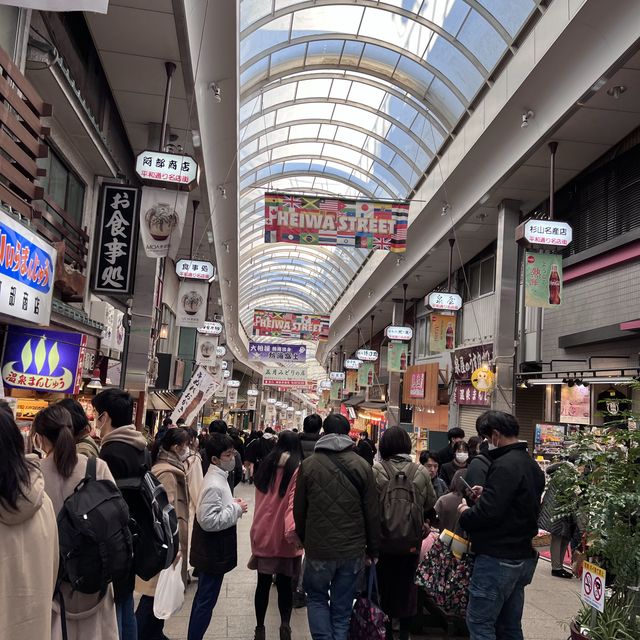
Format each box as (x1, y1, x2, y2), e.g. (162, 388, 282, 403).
(135, 150, 198, 188)
(560, 384, 591, 425)
(455, 382, 490, 407)
(253, 309, 330, 341)
(358, 361, 375, 388)
(429, 314, 456, 353)
(223, 369, 231, 379)
(330, 380, 342, 401)
(198, 321, 223, 335)
(227, 379, 240, 389)
(426, 291, 462, 312)
(220, 360, 228, 370)
(345, 370, 358, 393)
(195, 334, 218, 366)
(171, 366, 219, 426)
(344, 358, 362, 370)
(176, 280, 208, 327)
(471, 365, 495, 393)
(113, 310, 125, 354)
(247, 396, 257, 410)
(248, 342, 307, 362)
(451, 344, 494, 381)
(2, 326, 86, 394)
(356, 349, 378, 362)
(409, 372, 425, 399)
(95, 301, 115, 350)
(387, 341, 408, 373)
(263, 367, 308, 388)
(525, 252, 562, 308)
(175, 259, 215, 280)
(139, 187, 188, 259)
(330, 371, 345, 381)
(0, 207, 56, 326)
(516, 219, 573, 248)
(318, 379, 332, 391)
(264, 402, 276, 423)
(215, 345, 227, 358)
(385, 326, 413, 341)
(264, 192, 408, 252)
(93, 184, 139, 295)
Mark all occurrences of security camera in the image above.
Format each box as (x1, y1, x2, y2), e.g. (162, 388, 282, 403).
(209, 82, 222, 102)
(521, 110, 534, 128)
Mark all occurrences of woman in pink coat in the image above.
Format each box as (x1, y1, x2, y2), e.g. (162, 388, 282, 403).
(249, 430, 303, 640)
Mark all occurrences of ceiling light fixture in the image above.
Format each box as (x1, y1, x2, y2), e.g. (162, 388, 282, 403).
(86, 368, 103, 390)
(206, 230, 214, 244)
(209, 82, 222, 102)
(521, 110, 534, 128)
(607, 85, 627, 99)
(217, 185, 227, 199)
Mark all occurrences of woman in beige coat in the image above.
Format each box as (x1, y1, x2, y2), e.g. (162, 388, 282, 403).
(0, 403, 59, 640)
(33, 404, 120, 640)
(135, 428, 190, 639)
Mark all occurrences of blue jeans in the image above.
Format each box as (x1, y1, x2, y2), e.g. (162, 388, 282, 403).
(187, 573, 225, 640)
(466, 554, 538, 640)
(303, 557, 364, 640)
(116, 592, 138, 640)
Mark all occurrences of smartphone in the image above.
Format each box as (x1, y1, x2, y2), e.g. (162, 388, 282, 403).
(459, 476, 480, 498)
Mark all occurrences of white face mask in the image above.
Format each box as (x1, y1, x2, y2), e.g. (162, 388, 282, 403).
(455, 452, 469, 464)
(220, 458, 236, 472)
(488, 442, 497, 451)
(178, 448, 190, 462)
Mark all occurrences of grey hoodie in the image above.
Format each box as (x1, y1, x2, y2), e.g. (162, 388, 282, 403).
(314, 433, 355, 453)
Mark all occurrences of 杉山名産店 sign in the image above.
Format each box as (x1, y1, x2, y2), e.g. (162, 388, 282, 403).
(516, 219, 573, 247)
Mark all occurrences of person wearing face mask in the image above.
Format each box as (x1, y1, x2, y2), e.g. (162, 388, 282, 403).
(188, 434, 248, 640)
(439, 441, 470, 489)
(463, 412, 494, 495)
(93, 389, 149, 640)
(135, 428, 191, 639)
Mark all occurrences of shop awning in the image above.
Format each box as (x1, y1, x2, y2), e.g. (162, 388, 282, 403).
(359, 402, 387, 411)
(147, 392, 174, 411)
(343, 395, 365, 407)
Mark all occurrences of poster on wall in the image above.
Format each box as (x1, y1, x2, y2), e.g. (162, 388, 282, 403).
(409, 372, 425, 399)
(264, 192, 408, 253)
(253, 309, 330, 341)
(358, 361, 375, 388)
(195, 334, 218, 366)
(247, 396, 257, 411)
(560, 384, 591, 425)
(176, 281, 208, 328)
(139, 187, 188, 259)
(330, 380, 342, 401)
(452, 344, 494, 380)
(387, 341, 408, 372)
(524, 252, 562, 308)
(171, 366, 219, 426)
(345, 370, 358, 394)
(226, 387, 238, 405)
(429, 314, 456, 353)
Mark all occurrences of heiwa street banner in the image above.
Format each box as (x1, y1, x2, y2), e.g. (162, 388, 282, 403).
(253, 309, 330, 341)
(264, 192, 408, 252)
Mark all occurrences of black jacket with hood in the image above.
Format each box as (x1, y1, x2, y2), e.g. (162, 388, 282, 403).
(299, 431, 322, 458)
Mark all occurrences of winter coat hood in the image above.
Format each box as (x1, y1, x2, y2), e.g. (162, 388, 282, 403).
(101, 424, 147, 451)
(315, 433, 355, 453)
(0, 466, 45, 526)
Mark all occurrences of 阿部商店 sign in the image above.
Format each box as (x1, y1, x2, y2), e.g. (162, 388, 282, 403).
(136, 150, 199, 188)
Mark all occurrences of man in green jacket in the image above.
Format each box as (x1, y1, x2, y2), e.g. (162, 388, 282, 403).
(294, 413, 380, 640)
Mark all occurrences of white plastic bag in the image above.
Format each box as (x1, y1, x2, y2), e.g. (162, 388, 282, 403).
(153, 558, 184, 619)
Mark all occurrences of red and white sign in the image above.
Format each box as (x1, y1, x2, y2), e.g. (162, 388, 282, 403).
(426, 291, 463, 311)
(385, 326, 413, 341)
(409, 372, 426, 399)
(176, 259, 215, 280)
(517, 220, 573, 247)
(136, 150, 198, 187)
(582, 561, 605, 613)
(263, 367, 308, 388)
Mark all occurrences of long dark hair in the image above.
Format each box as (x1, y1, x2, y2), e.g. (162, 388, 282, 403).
(32, 405, 77, 479)
(0, 403, 34, 511)
(254, 430, 302, 498)
(57, 398, 90, 439)
(151, 427, 189, 464)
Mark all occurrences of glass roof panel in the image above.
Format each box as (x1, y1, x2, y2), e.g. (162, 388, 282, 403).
(476, 0, 536, 37)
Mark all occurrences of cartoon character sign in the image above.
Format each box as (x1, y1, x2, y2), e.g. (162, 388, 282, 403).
(471, 365, 495, 393)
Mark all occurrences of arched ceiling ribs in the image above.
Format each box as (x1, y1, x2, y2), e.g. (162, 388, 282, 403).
(240, 285, 330, 312)
(241, 172, 377, 199)
(241, 260, 352, 292)
(239, 278, 334, 309)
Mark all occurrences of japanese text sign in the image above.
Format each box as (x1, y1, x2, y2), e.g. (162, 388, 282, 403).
(2, 326, 86, 394)
(93, 185, 138, 295)
(135, 150, 198, 188)
(451, 344, 494, 381)
(0, 207, 56, 325)
(582, 561, 606, 613)
(454, 382, 490, 407)
(426, 291, 462, 311)
(176, 259, 215, 280)
(344, 358, 362, 370)
(171, 366, 219, 426)
(525, 252, 562, 308)
(263, 367, 308, 387)
(356, 349, 378, 362)
(517, 220, 572, 247)
(409, 372, 425, 399)
(248, 342, 307, 362)
(330, 371, 345, 381)
(198, 321, 223, 335)
(253, 309, 329, 341)
(385, 326, 413, 341)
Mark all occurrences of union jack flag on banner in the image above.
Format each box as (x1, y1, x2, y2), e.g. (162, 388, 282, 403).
(264, 192, 408, 252)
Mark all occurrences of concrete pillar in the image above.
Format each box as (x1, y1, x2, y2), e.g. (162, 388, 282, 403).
(492, 200, 520, 413)
(386, 301, 403, 427)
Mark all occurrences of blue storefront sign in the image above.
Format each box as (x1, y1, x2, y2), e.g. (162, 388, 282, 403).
(248, 341, 307, 362)
(2, 326, 86, 394)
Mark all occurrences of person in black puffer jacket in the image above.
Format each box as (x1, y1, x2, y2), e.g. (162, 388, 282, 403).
(299, 414, 322, 459)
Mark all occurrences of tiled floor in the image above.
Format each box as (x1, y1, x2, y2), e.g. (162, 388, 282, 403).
(162, 483, 579, 639)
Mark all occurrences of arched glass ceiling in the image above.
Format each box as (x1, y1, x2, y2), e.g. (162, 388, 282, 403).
(238, 0, 539, 379)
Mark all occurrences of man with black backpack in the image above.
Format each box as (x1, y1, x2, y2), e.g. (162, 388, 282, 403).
(93, 389, 152, 640)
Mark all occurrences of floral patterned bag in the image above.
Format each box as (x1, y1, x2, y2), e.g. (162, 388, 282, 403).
(349, 565, 388, 640)
(415, 538, 474, 617)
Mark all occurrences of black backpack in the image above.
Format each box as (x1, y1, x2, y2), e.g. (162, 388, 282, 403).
(57, 457, 133, 594)
(116, 456, 179, 581)
(379, 461, 424, 555)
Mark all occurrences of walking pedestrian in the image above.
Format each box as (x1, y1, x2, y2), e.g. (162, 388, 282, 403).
(184, 428, 204, 580)
(0, 403, 59, 640)
(93, 389, 149, 640)
(435, 427, 465, 466)
(464, 412, 493, 490)
(355, 430, 376, 465)
(373, 426, 436, 640)
(458, 411, 545, 640)
(34, 405, 119, 640)
(294, 413, 380, 640)
(135, 428, 190, 639)
(434, 469, 467, 533)
(249, 431, 304, 640)
(440, 441, 470, 488)
(419, 450, 448, 499)
(187, 434, 248, 640)
(299, 413, 322, 458)
(58, 398, 100, 458)
(246, 427, 277, 479)
(208, 420, 243, 493)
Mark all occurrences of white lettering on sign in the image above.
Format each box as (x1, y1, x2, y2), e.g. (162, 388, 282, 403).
(100, 190, 131, 289)
(426, 291, 463, 311)
(523, 220, 573, 247)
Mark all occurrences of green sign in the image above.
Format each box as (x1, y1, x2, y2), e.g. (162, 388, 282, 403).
(525, 252, 562, 308)
(387, 341, 408, 372)
(358, 362, 375, 387)
(330, 380, 342, 401)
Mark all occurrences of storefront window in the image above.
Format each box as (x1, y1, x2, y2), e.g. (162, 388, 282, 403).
(39, 148, 86, 225)
(466, 255, 495, 300)
(415, 316, 427, 359)
(0, 6, 19, 59)
(158, 304, 176, 353)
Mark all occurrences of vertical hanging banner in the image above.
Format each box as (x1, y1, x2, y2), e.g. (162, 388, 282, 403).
(358, 362, 375, 388)
(171, 366, 219, 426)
(247, 396, 257, 411)
(387, 341, 409, 373)
(330, 381, 342, 401)
(176, 281, 208, 327)
(525, 252, 563, 308)
(139, 187, 188, 259)
(226, 387, 238, 405)
(345, 370, 358, 394)
(429, 314, 457, 353)
(265, 192, 408, 252)
(113, 310, 126, 354)
(93, 184, 139, 295)
(195, 334, 218, 366)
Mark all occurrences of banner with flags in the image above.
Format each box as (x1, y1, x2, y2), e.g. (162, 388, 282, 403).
(264, 192, 408, 252)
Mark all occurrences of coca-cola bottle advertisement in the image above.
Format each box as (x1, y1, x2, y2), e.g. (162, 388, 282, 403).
(524, 252, 562, 308)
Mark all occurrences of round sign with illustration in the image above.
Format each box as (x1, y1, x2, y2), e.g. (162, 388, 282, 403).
(182, 290, 204, 316)
(199, 340, 216, 359)
(471, 365, 495, 392)
(145, 202, 178, 241)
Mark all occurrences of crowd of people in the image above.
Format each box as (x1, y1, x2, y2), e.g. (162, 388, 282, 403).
(0, 397, 550, 640)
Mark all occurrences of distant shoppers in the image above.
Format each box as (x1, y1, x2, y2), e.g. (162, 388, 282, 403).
(467, 436, 482, 459)
(373, 426, 436, 640)
(464, 412, 493, 490)
(188, 434, 248, 640)
(419, 450, 448, 499)
(440, 441, 470, 488)
(435, 427, 465, 466)
(294, 413, 380, 640)
(208, 420, 243, 493)
(0, 403, 59, 640)
(58, 397, 99, 458)
(434, 469, 467, 533)
(299, 413, 322, 458)
(246, 427, 277, 479)
(93, 389, 149, 640)
(356, 430, 377, 465)
(458, 411, 545, 640)
(34, 405, 119, 639)
(250, 431, 304, 640)
(155, 416, 173, 443)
